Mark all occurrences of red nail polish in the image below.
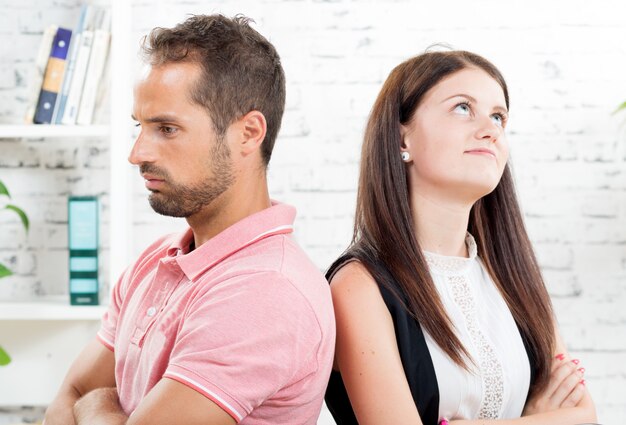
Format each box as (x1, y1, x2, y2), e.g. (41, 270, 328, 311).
(571, 359, 580, 365)
(578, 367, 585, 374)
(580, 379, 586, 386)
(555, 353, 565, 361)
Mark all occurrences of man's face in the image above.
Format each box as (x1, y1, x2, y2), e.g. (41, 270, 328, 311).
(129, 62, 234, 218)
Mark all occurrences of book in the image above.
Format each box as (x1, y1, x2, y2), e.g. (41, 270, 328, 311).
(68, 196, 99, 306)
(61, 7, 99, 125)
(53, 5, 90, 124)
(33, 27, 72, 124)
(76, 9, 111, 125)
(23, 25, 57, 124)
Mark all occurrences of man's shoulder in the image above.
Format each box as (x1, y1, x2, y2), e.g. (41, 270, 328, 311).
(204, 234, 333, 328)
(219, 233, 327, 293)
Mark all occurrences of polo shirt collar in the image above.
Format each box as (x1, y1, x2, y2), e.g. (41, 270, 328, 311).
(168, 201, 296, 281)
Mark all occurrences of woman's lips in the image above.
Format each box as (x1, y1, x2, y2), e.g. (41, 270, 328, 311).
(464, 148, 496, 158)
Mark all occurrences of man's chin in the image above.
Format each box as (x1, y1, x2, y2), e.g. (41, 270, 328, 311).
(148, 195, 190, 218)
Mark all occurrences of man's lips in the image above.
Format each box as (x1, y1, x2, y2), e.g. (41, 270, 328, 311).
(141, 174, 164, 181)
(141, 174, 165, 190)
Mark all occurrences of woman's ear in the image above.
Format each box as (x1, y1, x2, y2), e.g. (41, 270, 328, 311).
(239, 110, 267, 156)
(400, 124, 413, 163)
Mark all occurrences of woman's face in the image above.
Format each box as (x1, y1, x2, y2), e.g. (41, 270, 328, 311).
(401, 67, 509, 205)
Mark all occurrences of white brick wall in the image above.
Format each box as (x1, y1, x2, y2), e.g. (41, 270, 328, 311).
(1, 0, 625, 423)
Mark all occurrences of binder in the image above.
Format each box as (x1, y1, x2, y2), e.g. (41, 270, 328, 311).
(24, 25, 58, 124)
(33, 27, 72, 124)
(68, 196, 99, 306)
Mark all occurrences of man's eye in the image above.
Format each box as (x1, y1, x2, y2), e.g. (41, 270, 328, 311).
(160, 126, 177, 135)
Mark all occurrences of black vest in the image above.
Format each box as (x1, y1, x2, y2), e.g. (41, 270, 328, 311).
(324, 249, 536, 425)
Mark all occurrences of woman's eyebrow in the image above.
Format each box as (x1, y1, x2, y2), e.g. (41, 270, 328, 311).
(441, 93, 508, 113)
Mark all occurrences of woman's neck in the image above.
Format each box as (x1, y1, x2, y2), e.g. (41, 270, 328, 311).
(411, 192, 472, 258)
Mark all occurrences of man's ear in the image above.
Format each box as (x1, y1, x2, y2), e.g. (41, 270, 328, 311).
(238, 110, 267, 157)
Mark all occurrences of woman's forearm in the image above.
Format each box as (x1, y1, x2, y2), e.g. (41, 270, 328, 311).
(450, 403, 597, 425)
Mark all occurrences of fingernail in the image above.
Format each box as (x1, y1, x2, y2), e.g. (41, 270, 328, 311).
(578, 367, 586, 374)
(555, 353, 565, 361)
(580, 379, 586, 386)
(571, 359, 580, 365)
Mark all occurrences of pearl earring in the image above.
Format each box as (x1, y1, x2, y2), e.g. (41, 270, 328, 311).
(401, 151, 410, 162)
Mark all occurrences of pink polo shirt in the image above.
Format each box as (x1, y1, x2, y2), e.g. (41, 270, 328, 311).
(97, 203, 335, 424)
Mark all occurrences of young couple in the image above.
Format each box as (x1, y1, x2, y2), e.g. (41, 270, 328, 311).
(44, 14, 597, 425)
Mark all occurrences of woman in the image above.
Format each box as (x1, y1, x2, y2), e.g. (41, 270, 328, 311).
(326, 51, 597, 425)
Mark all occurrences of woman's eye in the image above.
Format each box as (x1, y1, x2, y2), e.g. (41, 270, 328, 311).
(491, 114, 504, 127)
(453, 103, 471, 115)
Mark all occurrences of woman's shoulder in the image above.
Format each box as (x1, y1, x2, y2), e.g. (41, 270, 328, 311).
(330, 259, 380, 297)
(330, 259, 398, 323)
(330, 253, 408, 311)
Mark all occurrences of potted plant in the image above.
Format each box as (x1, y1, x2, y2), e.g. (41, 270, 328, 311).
(0, 178, 29, 366)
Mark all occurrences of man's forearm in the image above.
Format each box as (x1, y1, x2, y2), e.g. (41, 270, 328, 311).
(44, 338, 118, 424)
(73, 387, 128, 425)
(44, 385, 82, 425)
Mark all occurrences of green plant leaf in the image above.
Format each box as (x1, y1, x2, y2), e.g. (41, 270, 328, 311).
(0, 263, 12, 279)
(0, 345, 11, 366)
(5, 204, 29, 232)
(614, 101, 626, 114)
(0, 180, 10, 198)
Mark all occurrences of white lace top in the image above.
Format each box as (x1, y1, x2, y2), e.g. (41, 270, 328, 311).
(423, 233, 531, 421)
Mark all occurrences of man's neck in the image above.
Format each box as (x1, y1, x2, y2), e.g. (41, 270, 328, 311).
(187, 180, 271, 248)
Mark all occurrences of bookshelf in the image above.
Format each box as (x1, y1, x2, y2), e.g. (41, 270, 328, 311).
(0, 0, 133, 298)
(0, 297, 106, 321)
(0, 0, 133, 407)
(0, 124, 109, 139)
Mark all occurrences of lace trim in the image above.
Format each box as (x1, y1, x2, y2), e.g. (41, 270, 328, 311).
(448, 274, 504, 419)
(423, 233, 478, 274)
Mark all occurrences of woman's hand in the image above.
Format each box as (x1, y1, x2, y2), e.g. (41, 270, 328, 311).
(523, 354, 586, 415)
(448, 332, 596, 425)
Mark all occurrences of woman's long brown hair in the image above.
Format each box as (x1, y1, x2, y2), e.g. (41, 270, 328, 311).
(351, 50, 555, 394)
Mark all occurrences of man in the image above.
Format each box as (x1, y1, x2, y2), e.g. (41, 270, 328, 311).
(44, 14, 335, 425)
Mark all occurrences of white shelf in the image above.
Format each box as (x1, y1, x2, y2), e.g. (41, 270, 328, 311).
(0, 297, 106, 321)
(0, 124, 110, 139)
(0, 1, 127, 408)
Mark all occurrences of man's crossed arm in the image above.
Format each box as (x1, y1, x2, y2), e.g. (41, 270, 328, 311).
(44, 339, 236, 425)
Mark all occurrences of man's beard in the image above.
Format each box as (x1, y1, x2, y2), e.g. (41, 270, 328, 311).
(141, 141, 235, 218)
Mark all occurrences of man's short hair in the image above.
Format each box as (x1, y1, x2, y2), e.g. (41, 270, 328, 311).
(141, 14, 286, 166)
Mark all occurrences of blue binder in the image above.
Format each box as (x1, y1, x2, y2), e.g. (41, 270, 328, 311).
(68, 196, 99, 305)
